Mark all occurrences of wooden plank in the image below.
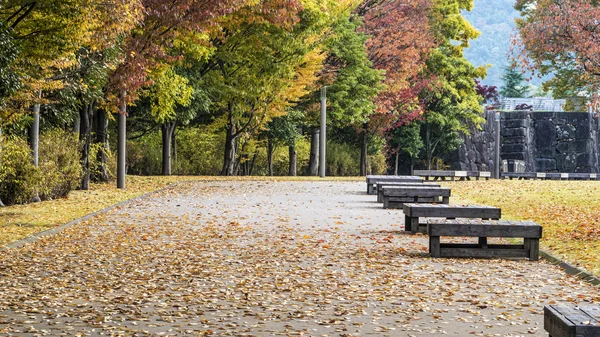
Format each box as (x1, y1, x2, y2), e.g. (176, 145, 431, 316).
(455, 170, 467, 177)
(413, 170, 455, 177)
(438, 247, 529, 259)
(429, 236, 441, 257)
(383, 187, 451, 197)
(427, 220, 542, 238)
(479, 171, 492, 178)
(367, 175, 423, 194)
(502, 172, 537, 180)
(376, 182, 439, 202)
(544, 305, 576, 337)
(403, 204, 501, 219)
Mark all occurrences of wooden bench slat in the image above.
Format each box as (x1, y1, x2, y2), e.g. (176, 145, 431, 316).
(545, 305, 600, 337)
(427, 219, 542, 260)
(438, 246, 530, 259)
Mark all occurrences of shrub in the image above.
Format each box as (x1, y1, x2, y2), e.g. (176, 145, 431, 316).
(90, 142, 117, 182)
(126, 127, 225, 176)
(0, 136, 37, 205)
(368, 153, 387, 175)
(126, 133, 162, 175)
(174, 127, 224, 175)
(38, 129, 82, 200)
(326, 141, 360, 176)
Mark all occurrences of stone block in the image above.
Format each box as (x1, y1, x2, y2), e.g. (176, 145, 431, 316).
(502, 144, 526, 153)
(536, 158, 556, 171)
(556, 124, 576, 140)
(557, 153, 577, 171)
(574, 123, 592, 139)
(577, 153, 592, 167)
(502, 128, 527, 137)
(556, 141, 570, 154)
(538, 147, 556, 158)
(574, 139, 592, 153)
(534, 120, 557, 148)
(503, 136, 526, 144)
(504, 111, 532, 120)
(502, 152, 525, 160)
(502, 119, 527, 128)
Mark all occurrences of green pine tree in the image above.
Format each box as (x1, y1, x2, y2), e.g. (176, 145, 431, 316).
(499, 65, 531, 98)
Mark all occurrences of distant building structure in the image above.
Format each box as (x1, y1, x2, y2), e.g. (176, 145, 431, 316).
(498, 97, 567, 112)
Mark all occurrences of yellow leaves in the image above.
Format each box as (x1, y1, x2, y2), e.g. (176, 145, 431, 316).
(146, 64, 193, 123)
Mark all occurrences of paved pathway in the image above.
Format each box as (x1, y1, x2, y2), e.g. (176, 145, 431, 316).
(0, 181, 598, 336)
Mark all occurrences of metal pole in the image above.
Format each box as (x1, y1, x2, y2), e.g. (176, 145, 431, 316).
(117, 90, 127, 189)
(495, 112, 501, 179)
(319, 87, 326, 178)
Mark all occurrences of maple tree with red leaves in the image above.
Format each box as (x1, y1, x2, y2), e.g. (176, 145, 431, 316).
(358, 0, 436, 122)
(108, 0, 257, 107)
(515, 0, 600, 99)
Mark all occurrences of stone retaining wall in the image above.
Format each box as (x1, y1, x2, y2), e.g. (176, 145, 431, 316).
(447, 110, 600, 173)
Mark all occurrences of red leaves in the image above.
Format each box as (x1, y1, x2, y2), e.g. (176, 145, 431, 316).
(516, 0, 600, 87)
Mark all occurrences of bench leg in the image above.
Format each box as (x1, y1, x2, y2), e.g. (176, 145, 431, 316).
(525, 238, 540, 261)
(383, 197, 389, 209)
(410, 217, 420, 234)
(478, 237, 488, 249)
(442, 196, 449, 204)
(404, 214, 411, 231)
(377, 190, 382, 203)
(430, 236, 441, 257)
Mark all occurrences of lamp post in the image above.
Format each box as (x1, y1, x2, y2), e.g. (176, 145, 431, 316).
(319, 87, 326, 178)
(494, 111, 501, 179)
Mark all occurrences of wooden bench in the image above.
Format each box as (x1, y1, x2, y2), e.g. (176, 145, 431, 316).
(569, 173, 599, 180)
(382, 187, 450, 209)
(501, 172, 537, 180)
(413, 170, 491, 181)
(544, 305, 600, 337)
(376, 182, 440, 203)
(427, 219, 542, 260)
(365, 175, 423, 195)
(403, 203, 501, 234)
(502, 172, 600, 180)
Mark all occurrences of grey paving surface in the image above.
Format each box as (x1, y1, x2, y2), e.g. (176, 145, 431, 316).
(0, 180, 598, 336)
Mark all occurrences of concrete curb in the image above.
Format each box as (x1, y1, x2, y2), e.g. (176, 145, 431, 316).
(540, 250, 600, 286)
(1, 182, 180, 252)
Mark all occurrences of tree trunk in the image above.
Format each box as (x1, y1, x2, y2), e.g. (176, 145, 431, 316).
(308, 128, 319, 175)
(79, 103, 93, 190)
(288, 145, 297, 176)
(29, 99, 41, 202)
(161, 121, 176, 176)
(172, 126, 177, 175)
(394, 150, 400, 175)
(360, 131, 368, 176)
(117, 90, 126, 189)
(410, 156, 415, 175)
(248, 151, 258, 176)
(425, 122, 432, 170)
(0, 127, 4, 207)
(221, 124, 236, 176)
(73, 111, 80, 135)
(94, 108, 109, 182)
(267, 136, 274, 176)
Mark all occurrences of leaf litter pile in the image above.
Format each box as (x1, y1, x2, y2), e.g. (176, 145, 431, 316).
(0, 181, 598, 337)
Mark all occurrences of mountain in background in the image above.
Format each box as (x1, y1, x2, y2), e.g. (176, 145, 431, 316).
(462, 0, 547, 91)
